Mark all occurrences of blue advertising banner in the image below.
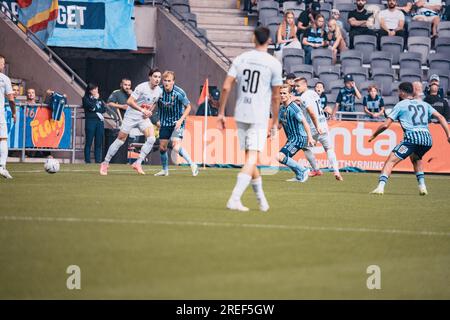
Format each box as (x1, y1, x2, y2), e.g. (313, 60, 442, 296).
(1, 0, 137, 50)
(6, 105, 72, 149)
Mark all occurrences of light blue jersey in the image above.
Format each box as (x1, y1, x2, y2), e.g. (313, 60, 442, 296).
(388, 99, 436, 146)
(279, 101, 307, 144)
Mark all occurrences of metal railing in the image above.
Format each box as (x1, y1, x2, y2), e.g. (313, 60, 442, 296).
(146, 0, 233, 66)
(0, 2, 87, 90)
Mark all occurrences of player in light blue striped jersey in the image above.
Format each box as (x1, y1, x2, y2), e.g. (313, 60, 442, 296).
(369, 82, 450, 195)
(277, 84, 315, 182)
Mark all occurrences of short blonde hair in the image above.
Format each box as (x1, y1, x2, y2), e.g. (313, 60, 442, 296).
(162, 71, 175, 80)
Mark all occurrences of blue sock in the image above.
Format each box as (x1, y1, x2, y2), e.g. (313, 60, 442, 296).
(160, 151, 168, 171)
(281, 156, 304, 176)
(378, 174, 389, 188)
(178, 147, 192, 165)
(416, 172, 425, 186)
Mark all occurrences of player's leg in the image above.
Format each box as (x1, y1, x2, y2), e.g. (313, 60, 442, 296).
(0, 126, 13, 178)
(100, 130, 128, 175)
(155, 138, 169, 176)
(371, 143, 407, 194)
(131, 121, 156, 175)
(303, 132, 321, 176)
(277, 142, 308, 182)
(410, 145, 432, 195)
(170, 127, 198, 176)
(319, 133, 342, 181)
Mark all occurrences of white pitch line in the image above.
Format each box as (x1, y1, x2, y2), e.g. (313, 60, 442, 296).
(0, 215, 449, 238)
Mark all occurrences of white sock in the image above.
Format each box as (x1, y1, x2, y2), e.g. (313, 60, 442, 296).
(304, 149, 318, 171)
(104, 139, 125, 163)
(0, 140, 7, 167)
(251, 177, 267, 202)
(230, 172, 252, 202)
(136, 136, 156, 165)
(326, 148, 339, 173)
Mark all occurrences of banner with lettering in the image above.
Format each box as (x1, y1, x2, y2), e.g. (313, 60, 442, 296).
(1, 0, 137, 49)
(179, 116, 450, 174)
(6, 105, 72, 149)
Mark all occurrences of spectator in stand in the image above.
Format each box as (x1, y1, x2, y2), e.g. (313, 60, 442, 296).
(424, 74, 445, 99)
(332, 74, 362, 119)
(296, 2, 321, 40)
(196, 88, 220, 117)
(363, 84, 385, 120)
(82, 83, 106, 164)
(348, 0, 378, 49)
(107, 78, 132, 120)
(26, 88, 36, 104)
(285, 73, 296, 87)
(315, 81, 330, 117)
(378, 0, 406, 49)
(243, 0, 257, 14)
(327, 18, 347, 64)
(424, 76, 450, 121)
(275, 11, 301, 62)
(12, 84, 19, 98)
(331, 9, 345, 30)
(413, 81, 425, 100)
(302, 14, 327, 65)
(412, 0, 442, 38)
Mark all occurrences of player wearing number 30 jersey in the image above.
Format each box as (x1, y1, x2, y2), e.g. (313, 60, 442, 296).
(218, 27, 283, 212)
(369, 82, 450, 195)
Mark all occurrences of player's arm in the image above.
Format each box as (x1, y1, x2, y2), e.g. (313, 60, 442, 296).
(7, 93, 16, 122)
(218, 75, 236, 130)
(175, 103, 191, 129)
(269, 86, 281, 137)
(301, 116, 315, 146)
(107, 99, 128, 111)
(127, 95, 151, 118)
(432, 111, 450, 143)
(369, 118, 394, 142)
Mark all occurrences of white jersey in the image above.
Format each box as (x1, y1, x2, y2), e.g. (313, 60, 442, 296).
(0, 73, 13, 124)
(125, 81, 162, 120)
(228, 49, 283, 125)
(300, 89, 328, 134)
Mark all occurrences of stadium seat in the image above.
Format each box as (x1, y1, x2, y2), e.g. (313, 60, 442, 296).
(435, 37, 450, 55)
(370, 51, 393, 70)
(318, 65, 341, 83)
(428, 53, 450, 73)
(268, 24, 279, 46)
(408, 20, 432, 37)
(170, 0, 190, 14)
(355, 102, 365, 113)
(438, 21, 450, 32)
(428, 69, 450, 94)
(383, 96, 398, 109)
(260, 15, 282, 27)
(308, 78, 320, 89)
(335, 3, 355, 32)
(343, 66, 369, 83)
(359, 80, 380, 97)
(366, 0, 383, 3)
(354, 35, 377, 64)
(258, 1, 280, 23)
(399, 52, 422, 70)
(407, 36, 431, 65)
(400, 68, 422, 83)
(319, 3, 332, 20)
(380, 36, 404, 64)
(288, 64, 314, 79)
(372, 68, 395, 96)
(329, 79, 344, 95)
(282, 48, 305, 70)
(312, 48, 333, 76)
(438, 30, 450, 38)
(327, 92, 338, 104)
(391, 81, 400, 97)
(282, 1, 304, 13)
(340, 50, 363, 70)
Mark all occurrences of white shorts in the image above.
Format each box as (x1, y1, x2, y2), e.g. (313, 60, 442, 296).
(307, 131, 332, 150)
(120, 116, 152, 135)
(237, 122, 268, 152)
(0, 123, 7, 139)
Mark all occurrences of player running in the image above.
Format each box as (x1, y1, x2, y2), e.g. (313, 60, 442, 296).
(0, 55, 16, 179)
(218, 26, 283, 212)
(277, 84, 315, 182)
(293, 77, 343, 181)
(100, 69, 162, 175)
(369, 82, 450, 195)
(154, 71, 198, 177)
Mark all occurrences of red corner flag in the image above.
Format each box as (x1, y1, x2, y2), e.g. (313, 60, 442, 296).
(197, 79, 209, 105)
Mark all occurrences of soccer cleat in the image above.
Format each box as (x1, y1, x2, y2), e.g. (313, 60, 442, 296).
(257, 198, 270, 212)
(419, 185, 428, 196)
(131, 162, 146, 175)
(370, 187, 384, 195)
(99, 162, 109, 176)
(334, 172, 344, 181)
(190, 163, 199, 177)
(154, 169, 169, 176)
(226, 199, 250, 212)
(0, 167, 13, 179)
(300, 169, 310, 182)
(309, 169, 323, 177)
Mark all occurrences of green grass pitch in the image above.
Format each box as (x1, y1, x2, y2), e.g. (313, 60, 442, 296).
(0, 163, 449, 299)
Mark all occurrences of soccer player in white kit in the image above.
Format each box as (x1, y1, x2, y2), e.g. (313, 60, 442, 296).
(294, 77, 343, 181)
(218, 27, 283, 212)
(0, 55, 16, 179)
(100, 69, 162, 175)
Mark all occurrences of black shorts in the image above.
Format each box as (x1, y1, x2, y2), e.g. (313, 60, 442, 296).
(159, 126, 184, 140)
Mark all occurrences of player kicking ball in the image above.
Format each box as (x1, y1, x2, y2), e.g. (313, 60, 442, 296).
(277, 84, 314, 182)
(218, 26, 282, 212)
(100, 68, 162, 175)
(369, 82, 450, 195)
(154, 71, 198, 177)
